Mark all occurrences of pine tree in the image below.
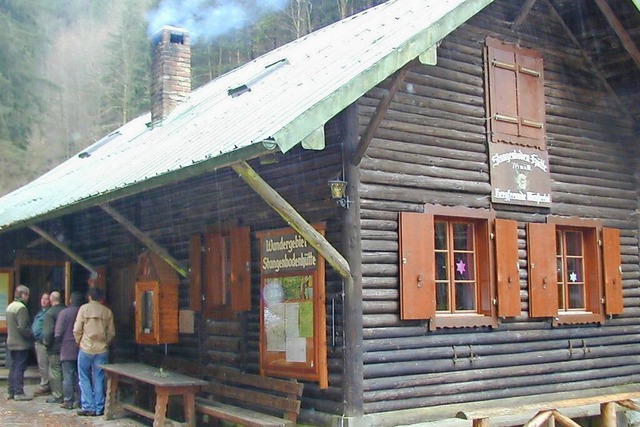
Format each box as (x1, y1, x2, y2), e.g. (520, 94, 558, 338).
(0, 0, 49, 148)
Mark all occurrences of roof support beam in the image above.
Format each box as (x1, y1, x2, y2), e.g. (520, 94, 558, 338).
(29, 225, 96, 274)
(99, 203, 188, 278)
(545, 0, 633, 121)
(593, 0, 640, 69)
(231, 161, 351, 279)
(351, 63, 412, 166)
(511, 0, 537, 30)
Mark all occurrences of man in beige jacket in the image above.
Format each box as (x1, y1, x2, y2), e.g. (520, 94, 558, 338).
(73, 286, 115, 417)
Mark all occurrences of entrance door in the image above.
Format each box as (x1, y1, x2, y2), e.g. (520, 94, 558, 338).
(15, 251, 70, 317)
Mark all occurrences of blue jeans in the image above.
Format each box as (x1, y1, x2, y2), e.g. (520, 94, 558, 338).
(8, 349, 29, 396)
(77, 350, 108, 414)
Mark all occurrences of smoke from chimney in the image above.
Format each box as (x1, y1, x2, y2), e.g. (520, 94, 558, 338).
(147, 0, 288, 43)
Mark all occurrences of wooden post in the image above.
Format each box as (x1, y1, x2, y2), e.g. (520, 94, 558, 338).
(99, 204, 188, 278)
(342, 103, 364, 418)
(552, 410, 581, 427)
(64, 261, 71, 306)
(29, 225, 96, 273)
(600, 402, 617, 427)
(524, 410, 553, 427)
(231, 161, 351, 279)
(472, 419, 489, 427)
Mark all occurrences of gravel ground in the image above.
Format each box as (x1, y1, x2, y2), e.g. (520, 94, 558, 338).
(0, 370, 149, 427)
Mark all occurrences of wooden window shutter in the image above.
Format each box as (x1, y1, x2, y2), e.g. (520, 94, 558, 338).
(399, 212, 435, 320)
(527, 223, 558, 317)
(204, 233, 224, 310)
(602, 227, 623, 315)
(487, 42, 519, 142)
(495, 219, 520, 317)
(189, 233, 202, 312)
(230, 226, 251, 312)
(486, 38, 545, 149)
(516, 52, 545, 144)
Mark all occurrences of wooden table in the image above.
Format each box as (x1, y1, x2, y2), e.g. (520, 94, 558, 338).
(101, 362, 207, 427)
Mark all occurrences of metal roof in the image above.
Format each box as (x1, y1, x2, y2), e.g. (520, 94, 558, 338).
(0, 0, 493, 232)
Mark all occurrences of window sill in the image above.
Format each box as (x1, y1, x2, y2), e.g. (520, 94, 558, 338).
(431, 314, 497, 330)
(553, 312, 604, 326)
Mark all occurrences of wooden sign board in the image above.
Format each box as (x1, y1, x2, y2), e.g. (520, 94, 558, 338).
(256, 224, 328, 389)
(489, 143, 551, 207)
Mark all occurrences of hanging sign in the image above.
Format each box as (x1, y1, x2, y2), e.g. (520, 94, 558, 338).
(489, 143, 551, 207)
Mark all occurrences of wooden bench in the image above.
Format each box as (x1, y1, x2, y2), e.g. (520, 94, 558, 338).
(456, 392, 640, 427)
(195, 366, 303, 427)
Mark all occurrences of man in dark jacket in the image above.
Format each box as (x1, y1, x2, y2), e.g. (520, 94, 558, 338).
(6, 284, 33, 401)
(42, 290, 65, 403)
(55, 291, 82, 409)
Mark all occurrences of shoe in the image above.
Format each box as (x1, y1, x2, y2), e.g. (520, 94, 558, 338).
(60, 401, 74, 410)
(7, 394, 13, 400)
(13, 394, 33, 401)
(77, 409, 96, 416)
(46, 397, 63, 403)
(33, 386, 51, 396)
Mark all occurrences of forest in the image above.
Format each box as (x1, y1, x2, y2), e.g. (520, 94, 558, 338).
(0, 0, 383, 196)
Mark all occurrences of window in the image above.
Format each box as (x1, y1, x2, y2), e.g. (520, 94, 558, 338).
(556, 228, 587, 311)
(399, 206, 520, 328)
(189, 226, 251, 318)
(527, 218, 623, 324)
(485, 37, 545, 149)
(435, 220, 479, 313)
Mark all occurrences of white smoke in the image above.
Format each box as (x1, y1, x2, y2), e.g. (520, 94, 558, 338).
(147, 0, 289, 43)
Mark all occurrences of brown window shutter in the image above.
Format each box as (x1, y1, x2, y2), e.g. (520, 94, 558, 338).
(495, 219, 520, 317)
(516, 52, 545, 147)
(527, 223, 558, 317)
(230, 226, 251, 312)
(602, 227, 623, 315)
(399, 212, 435, 320)
(189, 233, 203, 311)
(487, 44, 519, 143)
(204, 233, 224, 310)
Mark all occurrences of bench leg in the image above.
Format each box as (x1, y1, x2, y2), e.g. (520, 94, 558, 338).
(104, 375, 119, 420)
(601, 402, 616, 427)
(472, 418, 488, 427)
(154, 390, 169, 427)
(183, 392, 196, 427)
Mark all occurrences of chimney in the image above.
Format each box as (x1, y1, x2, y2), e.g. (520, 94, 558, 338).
(151, 26, 191, 126)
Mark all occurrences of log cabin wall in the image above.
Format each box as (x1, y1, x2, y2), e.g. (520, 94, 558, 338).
(63, 116, 347, 412)
(356, 0, 639, 414)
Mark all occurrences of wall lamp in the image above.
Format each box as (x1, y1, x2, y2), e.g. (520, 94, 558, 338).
(328, 179, 350, 208)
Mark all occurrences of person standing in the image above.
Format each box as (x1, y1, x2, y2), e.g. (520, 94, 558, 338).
(55, 291, 82, 410)
(42, 290, 65, 404)
(73, 286, 115, 417)
(6, 284, 33, 401)
(32, 291, 51, 396)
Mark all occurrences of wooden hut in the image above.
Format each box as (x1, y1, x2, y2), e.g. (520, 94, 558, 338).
(0, 0, 639, 425)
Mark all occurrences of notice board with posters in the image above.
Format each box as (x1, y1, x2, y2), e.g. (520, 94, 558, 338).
(256, 224, 328, 389)
(0, 269, 13, 333)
